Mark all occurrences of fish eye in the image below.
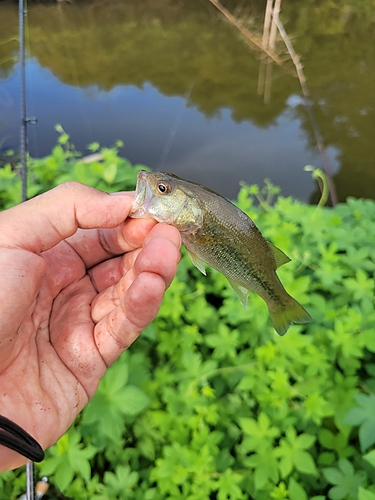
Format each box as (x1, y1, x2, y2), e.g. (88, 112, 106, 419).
(157, 182, 171, 194)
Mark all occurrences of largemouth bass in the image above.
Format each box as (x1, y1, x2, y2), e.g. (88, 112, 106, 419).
(130, 171, 311, 335)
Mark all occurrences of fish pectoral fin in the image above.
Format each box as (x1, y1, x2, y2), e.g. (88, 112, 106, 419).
(267, 242, 291, 269)
(186, 248, 206, 275)
(228, 279, 249, 309)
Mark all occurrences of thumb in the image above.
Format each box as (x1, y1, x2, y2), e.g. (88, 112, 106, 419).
(0, 182, 133, 253)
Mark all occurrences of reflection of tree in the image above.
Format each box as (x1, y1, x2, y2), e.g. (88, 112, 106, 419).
(287, 8, 375, 202)
(1, 0, 295, 125)
(0, 6, 18, 79)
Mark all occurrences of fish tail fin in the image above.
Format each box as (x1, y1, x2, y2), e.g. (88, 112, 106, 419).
(268, 297, 312, 336)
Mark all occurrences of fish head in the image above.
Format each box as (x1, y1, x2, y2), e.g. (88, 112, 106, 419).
(130, 170, 203, 232)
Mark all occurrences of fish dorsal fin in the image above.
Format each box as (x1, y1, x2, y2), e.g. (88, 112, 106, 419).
(267, 242, 291, 269)
(186, 248, 206, 275)
(228, 279, 249, 309)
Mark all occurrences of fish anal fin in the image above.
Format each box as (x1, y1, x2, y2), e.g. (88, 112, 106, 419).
(267, 242, 291, 269)
(186, 248, 206, 275)
(228, 279, 249, 309)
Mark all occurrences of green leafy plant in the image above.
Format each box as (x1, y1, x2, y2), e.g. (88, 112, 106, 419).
(345, 395, 375, 452)
(39, 428, 97, 492)
(323, 459, 367, 500)
(1, 138, 375, 499)
(0, 126, 148, 210)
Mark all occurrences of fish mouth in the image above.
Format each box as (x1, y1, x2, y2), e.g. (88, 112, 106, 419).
(130, 171, 151, 218)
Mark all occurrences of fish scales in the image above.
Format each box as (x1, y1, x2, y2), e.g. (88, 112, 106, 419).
(182, 190, 282, 304)
(130, 171, 312, 335)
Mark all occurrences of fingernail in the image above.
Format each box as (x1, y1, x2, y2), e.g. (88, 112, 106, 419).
(109, 191, 135, 196)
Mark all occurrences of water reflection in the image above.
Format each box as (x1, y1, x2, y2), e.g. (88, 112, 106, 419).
(1, 60, 329, 200)
(0, 0, 374, 202)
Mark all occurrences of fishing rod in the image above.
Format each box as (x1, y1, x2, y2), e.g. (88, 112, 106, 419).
(18, 0, 33, 494)
(18, 0, 39, 497)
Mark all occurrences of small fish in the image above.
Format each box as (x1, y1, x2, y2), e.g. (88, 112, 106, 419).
(130, 171, 311, 335)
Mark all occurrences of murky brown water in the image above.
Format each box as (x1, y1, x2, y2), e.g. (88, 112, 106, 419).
(0, 0, 374, 203)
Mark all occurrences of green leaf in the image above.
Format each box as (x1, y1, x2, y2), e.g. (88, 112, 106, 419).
(324, 467, 344, 485)
(216, 469, 243, 500)
(246, 449, 279, 490)
(239, 412, 279, 452)
(54, 459, 74, 492)
(360, 421, 375, 454)
(102, 163, 117, 184)
(270, 481, 288, 499)
(323, 459, 367, 500)
(288, 478, 308, 500)
(345, 394, 375, 451)
(297, 433, 316, 449)
(54, 123, 64, 133)
(275, 428, 317, 477)
(88, 141, 100, 152)
(363, 450, 375, 468)
(216, 448, 235, 472)
(102, 465, 139, 496)
(105, 359, 129, 391)
(120, 385, 150, 416)
(205, 324, 239, 359)
(58, 132, 70, 145)
(359, 488, 375, 500)
(295, 450, 319, 475)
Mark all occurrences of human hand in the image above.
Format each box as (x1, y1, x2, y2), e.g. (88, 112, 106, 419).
(0, 182, 181, 471)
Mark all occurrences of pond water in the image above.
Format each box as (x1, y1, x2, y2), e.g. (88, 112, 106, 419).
(0, 0, 374, 203)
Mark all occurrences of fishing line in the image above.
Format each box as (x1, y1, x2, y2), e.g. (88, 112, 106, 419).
(56, 2, 93, 139)
(158, 83, 194, 169)
(57, 2, 81, 89)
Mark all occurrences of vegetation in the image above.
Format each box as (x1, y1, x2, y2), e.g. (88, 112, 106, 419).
(0, 135, 375, 499)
